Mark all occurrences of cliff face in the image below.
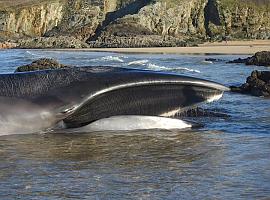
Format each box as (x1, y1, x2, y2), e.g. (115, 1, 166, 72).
(137, 0, 207, 37)
(0, 0, 64, 38)
(0, 0, 269, 48)
(207, 0, 270, 40)
(88, 0, 208, 47)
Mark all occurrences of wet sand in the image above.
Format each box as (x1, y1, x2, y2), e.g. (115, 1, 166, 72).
(54, 40, 270, 55)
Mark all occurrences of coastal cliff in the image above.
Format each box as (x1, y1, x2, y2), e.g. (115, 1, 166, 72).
(0, 0, 269, 48)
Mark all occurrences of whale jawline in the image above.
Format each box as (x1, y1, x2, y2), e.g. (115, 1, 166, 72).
(0, 66, 228, 134)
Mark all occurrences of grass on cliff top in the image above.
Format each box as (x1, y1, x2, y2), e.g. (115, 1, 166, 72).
(0, 0, 65, 10)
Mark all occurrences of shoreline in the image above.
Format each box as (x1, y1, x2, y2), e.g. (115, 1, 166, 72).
(56, 46, 270, 55)
(49, 40, 270, 55)
(2, 40, 270, 55)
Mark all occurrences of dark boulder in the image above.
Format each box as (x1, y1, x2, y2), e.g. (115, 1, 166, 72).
(228, 51, 270, 66)
(15, 58, 70, 72)
(227, 57, 248, 64)
(246, 51, 270, 66)
(230, 70, 270, 97)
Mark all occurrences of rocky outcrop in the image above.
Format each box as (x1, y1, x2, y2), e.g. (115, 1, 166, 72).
(17, 36, 89, 49)
(44, 0, 104, 41)
(0, 41, 17, 49)
(89, 35, 189, 48)
(89, 0, 208, 47)
(215, 0, 270, 40)
(230, 70, 270, 97)
(0, 0, 269, 48)
(136, 1, 207, 38)
(15, 58, 70, 72)
(228, 51, 270, 66)
(90, 0, 270, 47)
(0, 0, 64, 37)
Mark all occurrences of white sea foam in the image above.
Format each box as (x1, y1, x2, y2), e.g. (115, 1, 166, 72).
(147, 63, 168, 70)
(0, 110, 56, 136)
(146, 63, 201, 73)
(25, 51, 52, 61)
(207, 93, 224, 103)
(25, 51, 42, 58)
(91, 56, 125, 63)
(201, 60, 213, 64)
(177, 67, 201, 73)
(127, 60, 149, 66)
(0, 99, 58, 136)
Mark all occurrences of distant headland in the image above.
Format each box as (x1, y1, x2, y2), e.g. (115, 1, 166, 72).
(0, 0, 270, 49)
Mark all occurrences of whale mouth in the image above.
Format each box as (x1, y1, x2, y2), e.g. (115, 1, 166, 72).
(60, 71, 228, 129)
(0, 66, 228, 134)
(57, 86, 225, 132)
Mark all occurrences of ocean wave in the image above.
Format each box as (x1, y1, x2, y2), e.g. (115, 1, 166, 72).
(147, 63, 168, 70)
(177, 67, 201, 73)
(127, 60, 149, 66)
(91, 56, 125, 63)
(146, 63, 201, 73)
(25, 50, 40, 57)
(201, 60, 213, 64)
(25, 51, 49, 60)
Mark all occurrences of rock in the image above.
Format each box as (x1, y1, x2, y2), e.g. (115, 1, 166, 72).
(205, 58, 225, 62)
(0, 0, 65, 37)
(88, 35, 189, 48)
(227, 57, 248, 64)
(228, 51, 270, 66)
(246, 51, 270, 66)
(87, 1, 207, 47)
(230, 70, 270, 97)
(15, 58, 70, 72)
(1, 0, 270, 48)
(17, 36, 90, 49)
(0, 41, 17, 49)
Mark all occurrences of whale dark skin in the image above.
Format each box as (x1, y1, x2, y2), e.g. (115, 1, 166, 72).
(0, 66, 228, 133)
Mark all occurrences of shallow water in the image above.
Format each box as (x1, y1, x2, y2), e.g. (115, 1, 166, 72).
(0, 49, 269, 199)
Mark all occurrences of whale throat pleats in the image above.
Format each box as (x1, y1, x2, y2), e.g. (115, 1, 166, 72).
(63, 83, 223, 128)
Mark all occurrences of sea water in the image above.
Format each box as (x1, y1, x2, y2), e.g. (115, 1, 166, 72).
(0, 49, 269, 199)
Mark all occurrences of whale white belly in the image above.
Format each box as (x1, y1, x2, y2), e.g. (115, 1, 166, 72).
(67, 115, 194, 132)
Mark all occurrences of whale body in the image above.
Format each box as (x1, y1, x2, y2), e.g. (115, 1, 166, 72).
(0, 66, 228, 135)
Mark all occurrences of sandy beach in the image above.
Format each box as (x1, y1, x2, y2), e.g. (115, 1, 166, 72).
(53, 40, 270, 55)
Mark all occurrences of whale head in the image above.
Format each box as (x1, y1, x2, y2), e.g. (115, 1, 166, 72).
(0, 66, 229, 134)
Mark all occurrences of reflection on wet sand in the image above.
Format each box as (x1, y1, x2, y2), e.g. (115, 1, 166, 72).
(1, 130, 224, 164)
(1, 123, 269, 199)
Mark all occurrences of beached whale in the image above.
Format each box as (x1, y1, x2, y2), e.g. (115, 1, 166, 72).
(0, 66, 228, 135)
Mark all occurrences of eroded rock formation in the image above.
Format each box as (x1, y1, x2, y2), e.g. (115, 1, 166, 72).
(15, 58, 70, 72)
(0, 0, 269, 48)
(230, 70, 270, 97)
(228, 51, 270, 66)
